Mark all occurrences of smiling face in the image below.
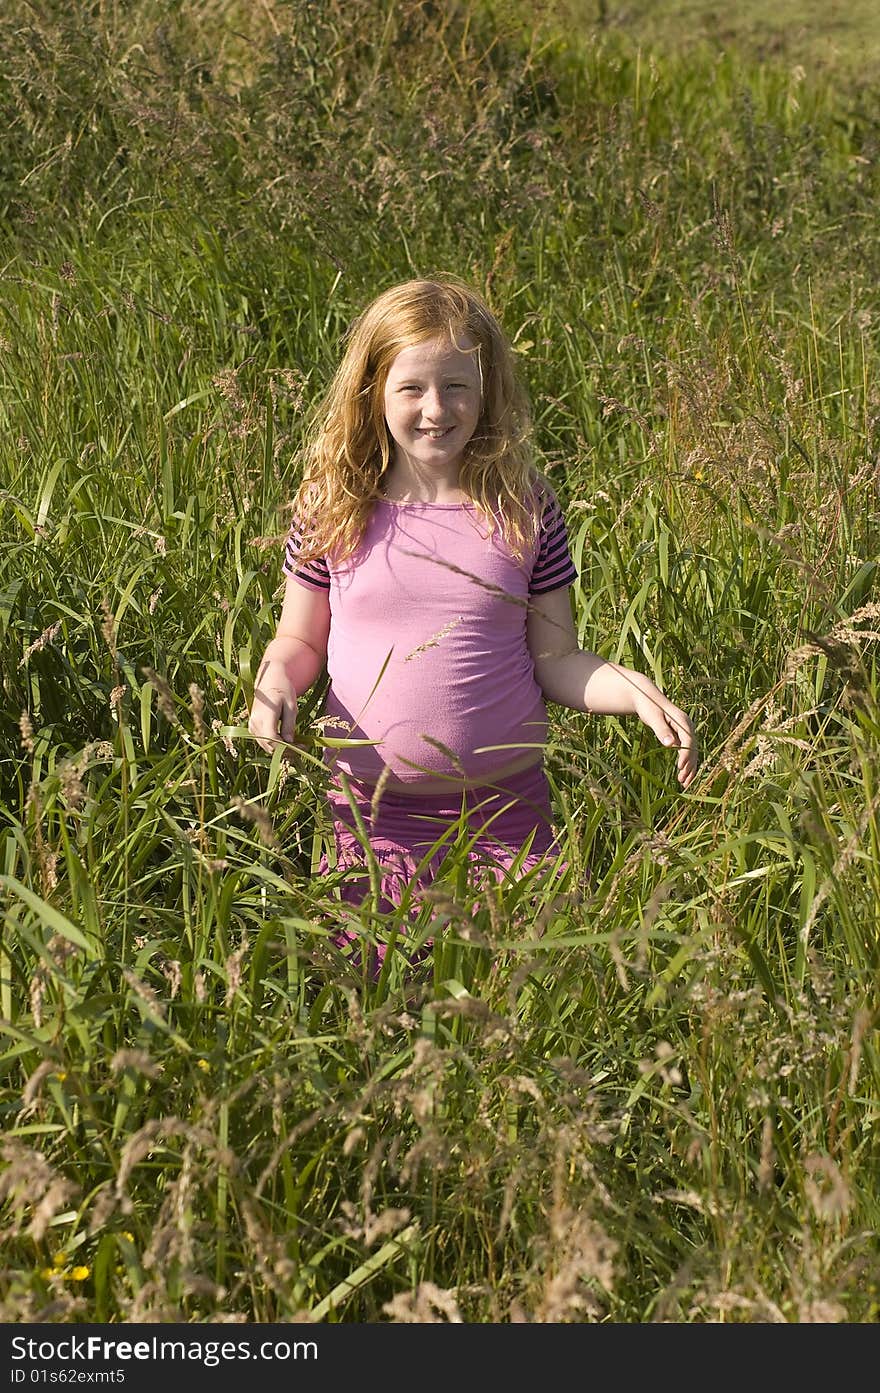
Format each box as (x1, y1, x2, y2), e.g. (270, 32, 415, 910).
(381, 333, 483, 489)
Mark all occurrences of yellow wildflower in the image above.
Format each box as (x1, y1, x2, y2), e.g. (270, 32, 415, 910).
(70, 1266, 90, 1281)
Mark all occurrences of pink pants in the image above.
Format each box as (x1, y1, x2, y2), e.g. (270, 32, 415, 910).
(318, 760, 566, 968)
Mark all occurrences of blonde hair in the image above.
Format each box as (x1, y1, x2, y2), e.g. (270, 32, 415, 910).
(289, 275, 547, 565)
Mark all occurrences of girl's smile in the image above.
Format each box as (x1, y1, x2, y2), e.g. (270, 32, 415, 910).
(382, 334, 482, 491)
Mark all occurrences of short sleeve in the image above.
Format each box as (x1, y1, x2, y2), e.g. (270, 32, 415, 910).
(529, 492, 578, 595)
(282, 514, 331, 592)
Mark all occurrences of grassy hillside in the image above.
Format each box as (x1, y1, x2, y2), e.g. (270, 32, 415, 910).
(554, 0, 880, 78)
(0, 0, 878, 1322)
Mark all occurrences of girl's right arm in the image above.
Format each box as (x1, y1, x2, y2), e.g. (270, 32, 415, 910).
(248, 577, 331, 754)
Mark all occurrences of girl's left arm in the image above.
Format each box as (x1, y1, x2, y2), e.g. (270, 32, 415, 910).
(527, 586, 699, 788)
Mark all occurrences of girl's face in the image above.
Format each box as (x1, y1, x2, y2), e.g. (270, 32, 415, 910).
(381, 333, 482, 479)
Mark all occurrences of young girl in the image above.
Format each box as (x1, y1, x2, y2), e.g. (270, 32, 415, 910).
(249, 276, 698, 961)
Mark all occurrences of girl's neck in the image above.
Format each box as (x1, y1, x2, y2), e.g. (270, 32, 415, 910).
(381, 484, 469, 504)
(380, 462, 467, 505)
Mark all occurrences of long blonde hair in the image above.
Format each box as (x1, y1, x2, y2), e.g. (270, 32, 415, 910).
(289, 275, 547, 564)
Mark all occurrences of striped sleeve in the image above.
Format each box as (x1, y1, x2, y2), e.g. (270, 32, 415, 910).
(282, 514, 331, 591)
(529, 492, 578, 595)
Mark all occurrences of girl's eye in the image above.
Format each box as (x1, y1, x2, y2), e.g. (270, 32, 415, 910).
(397, 382, 469, 393)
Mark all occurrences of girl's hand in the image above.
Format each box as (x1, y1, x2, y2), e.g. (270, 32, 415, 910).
(248, 663, 299, 755)
(634, 689, 699, 789)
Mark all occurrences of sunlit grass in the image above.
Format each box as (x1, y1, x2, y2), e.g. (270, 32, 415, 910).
(0, 0, 878, 1323)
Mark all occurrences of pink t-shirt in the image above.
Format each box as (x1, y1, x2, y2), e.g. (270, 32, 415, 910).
(283, 494, 577, 785)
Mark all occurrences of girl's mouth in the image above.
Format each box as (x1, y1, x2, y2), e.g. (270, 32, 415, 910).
(417, 428, 453, 439)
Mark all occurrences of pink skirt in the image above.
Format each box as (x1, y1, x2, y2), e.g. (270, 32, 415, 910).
(318, 760, 566, 968)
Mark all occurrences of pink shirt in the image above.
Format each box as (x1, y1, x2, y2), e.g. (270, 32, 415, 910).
(283, 495, 577, 786)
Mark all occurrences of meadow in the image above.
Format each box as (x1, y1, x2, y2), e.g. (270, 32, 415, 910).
(1, 0, 879, 1322)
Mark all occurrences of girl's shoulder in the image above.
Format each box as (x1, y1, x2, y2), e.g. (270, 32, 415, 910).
(287, 481, 335, 549)
(526, 471, 565, 521)
(290, 480, 322, 521)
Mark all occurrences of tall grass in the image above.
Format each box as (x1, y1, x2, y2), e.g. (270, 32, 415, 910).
(1, 0, 878, 1322)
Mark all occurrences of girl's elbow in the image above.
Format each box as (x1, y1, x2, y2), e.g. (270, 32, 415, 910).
(531, 660, 548, 694)
(532, 661, 565, 704)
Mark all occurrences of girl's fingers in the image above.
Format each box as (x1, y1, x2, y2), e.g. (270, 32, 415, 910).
(662, 708, 698, 786)
(659, 711, 688, 748)
(645, 709, 679, 747)
(263, 735, 288, 753)
(250, 727, 299, 755)
(642, 701, 699, 787)
(676, 736, 699, 786)
(248, 726, 282, 754)
(249, 692, 297, 749)
(278, 701, 297, 745)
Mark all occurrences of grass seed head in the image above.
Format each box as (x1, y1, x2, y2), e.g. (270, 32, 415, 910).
(19, 621, 62, 669)
(142, 667, 181, 728)
(19, 711, 35, 753)
(188, 682, 207, 742)
(99, 597, 117, 658)
(232, 795, 279, 850)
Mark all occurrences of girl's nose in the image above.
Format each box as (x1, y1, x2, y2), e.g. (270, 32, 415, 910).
(421, 387, 446, 419)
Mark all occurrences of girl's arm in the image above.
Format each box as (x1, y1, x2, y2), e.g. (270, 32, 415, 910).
(526, 586, 699, 788)
(248, 577, 331, 754)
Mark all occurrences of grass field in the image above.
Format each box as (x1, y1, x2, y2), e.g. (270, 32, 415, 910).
(558, 0, 880, 78)
(1, 0, 879, 1322)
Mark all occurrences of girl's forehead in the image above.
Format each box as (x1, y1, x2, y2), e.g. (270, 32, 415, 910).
(387, 333, 479, 375)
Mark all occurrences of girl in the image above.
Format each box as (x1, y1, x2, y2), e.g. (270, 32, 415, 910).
(249, 276, 698, 961)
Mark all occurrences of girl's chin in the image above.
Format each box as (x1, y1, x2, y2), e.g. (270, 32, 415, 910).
(389, 441, 467, 474)
(408, 436, 462, 456)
